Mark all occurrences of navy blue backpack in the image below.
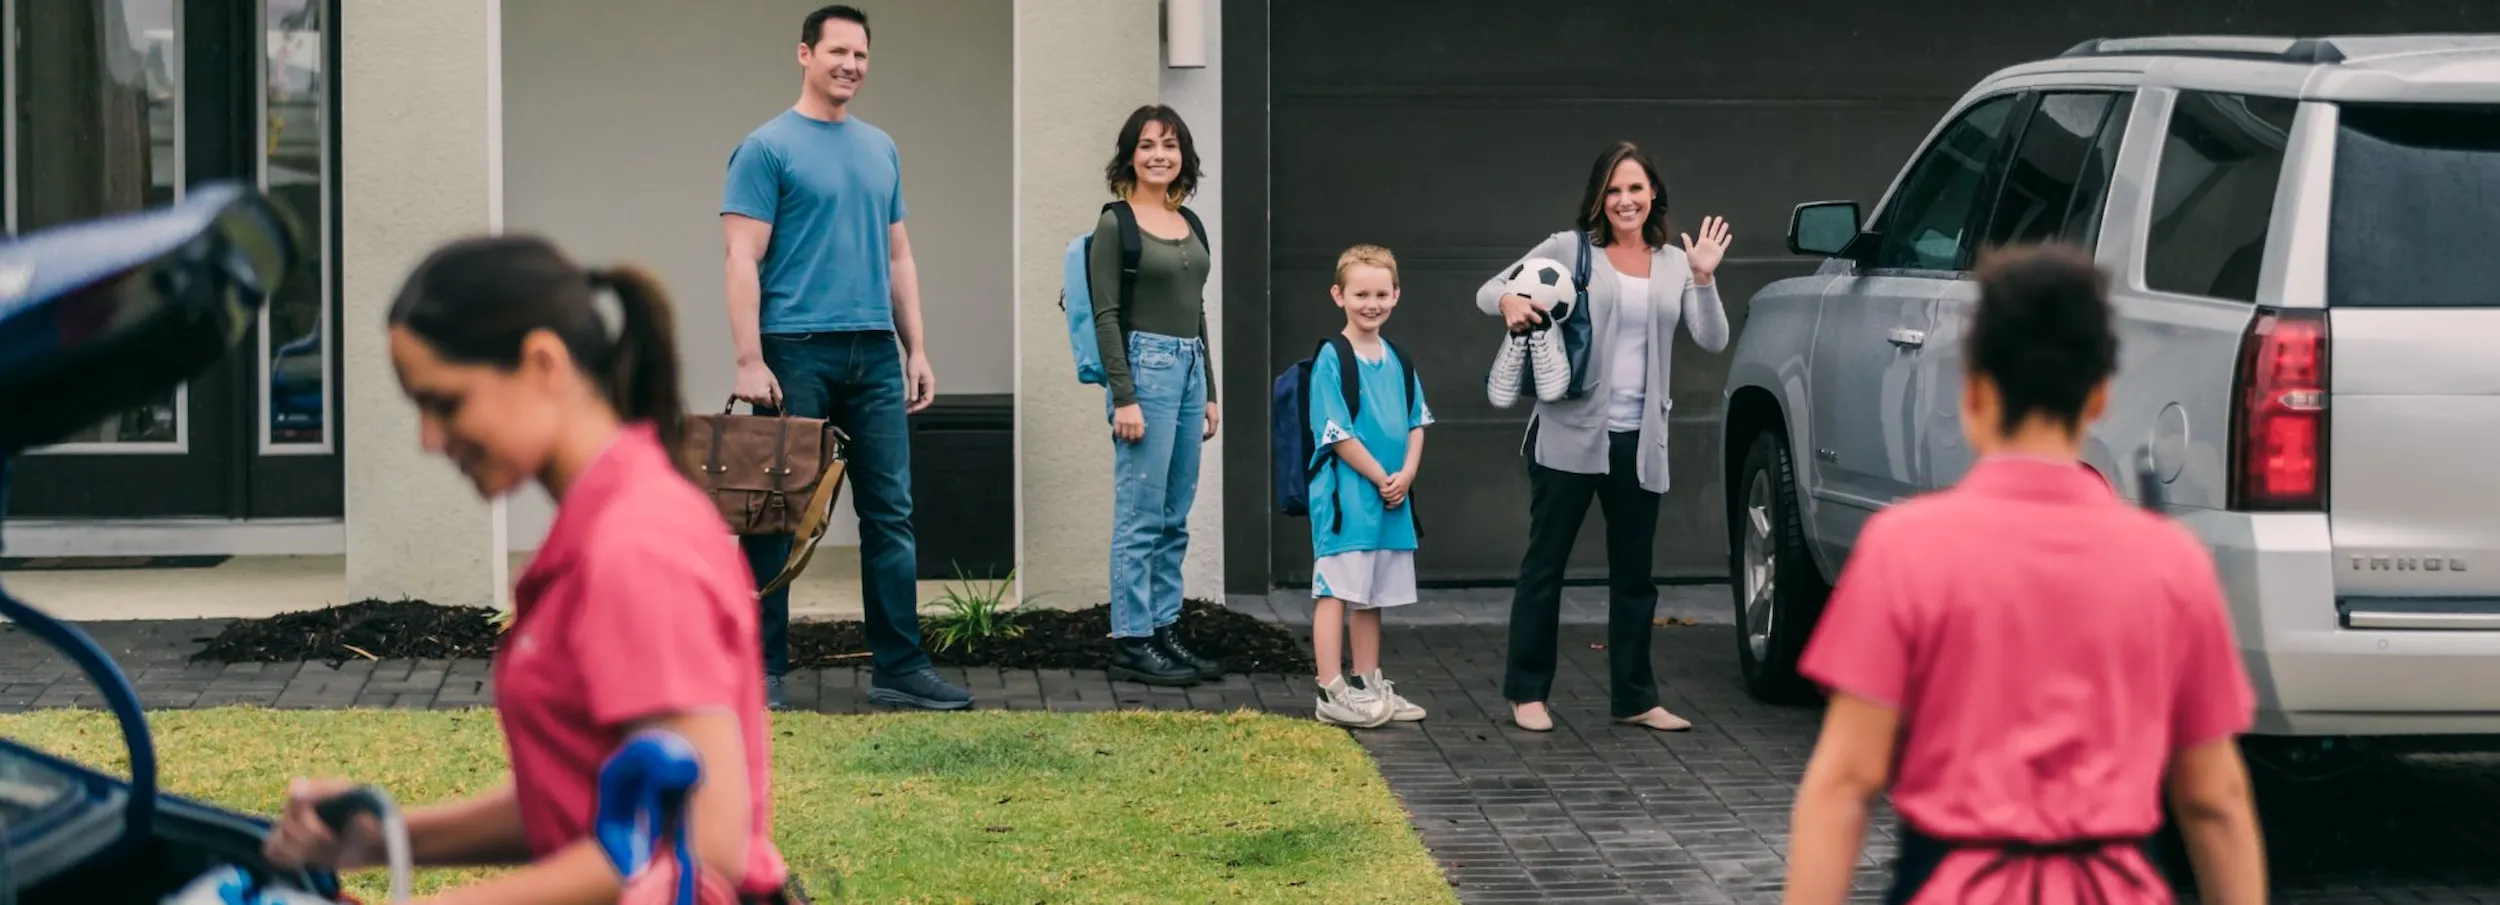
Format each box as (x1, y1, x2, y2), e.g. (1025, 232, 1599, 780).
(1270, 334, 1422, 535)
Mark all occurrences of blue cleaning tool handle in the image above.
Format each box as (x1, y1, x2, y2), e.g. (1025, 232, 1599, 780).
(594, 730, 704, 905)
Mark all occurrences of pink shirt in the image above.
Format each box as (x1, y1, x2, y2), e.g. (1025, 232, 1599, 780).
(496, 422, 786, 898)
(1798, 456, 2254, 903)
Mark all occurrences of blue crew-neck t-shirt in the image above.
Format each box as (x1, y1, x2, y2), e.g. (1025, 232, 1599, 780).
(1308, 340, 1436, 559)
(719, 109, 909, 334)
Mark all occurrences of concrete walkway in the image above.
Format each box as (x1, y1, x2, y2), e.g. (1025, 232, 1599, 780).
(0, 551, 967, 622)
(3, 588, 2495, 903)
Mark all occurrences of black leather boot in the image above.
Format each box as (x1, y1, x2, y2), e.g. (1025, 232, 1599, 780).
(1154, 624, 1223, 681)
(1109, 636, 1200, 686)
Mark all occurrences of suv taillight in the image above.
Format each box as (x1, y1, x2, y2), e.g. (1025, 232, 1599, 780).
(2228, 307, 2330, 511)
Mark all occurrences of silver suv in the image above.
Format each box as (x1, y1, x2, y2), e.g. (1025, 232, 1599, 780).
(1720, 35, 2500, 746)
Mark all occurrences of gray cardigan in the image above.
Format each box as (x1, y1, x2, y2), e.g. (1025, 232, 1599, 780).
(1474, 229, 1731, 495)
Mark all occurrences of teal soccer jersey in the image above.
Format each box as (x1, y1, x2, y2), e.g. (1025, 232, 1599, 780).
(1308, 341, 1435, 559)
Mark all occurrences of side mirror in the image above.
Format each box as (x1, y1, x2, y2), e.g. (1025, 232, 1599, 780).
(1787, 201, 1861, 258)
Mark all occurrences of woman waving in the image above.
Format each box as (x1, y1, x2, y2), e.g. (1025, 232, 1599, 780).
(1780, 243, 2265, 905)
(1477, 141, 1731, 733)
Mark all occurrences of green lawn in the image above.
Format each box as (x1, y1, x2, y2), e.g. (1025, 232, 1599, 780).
(0, 707, 1456, 904)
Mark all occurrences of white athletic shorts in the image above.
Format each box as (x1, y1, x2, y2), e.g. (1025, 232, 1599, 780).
(1310, 549, 1419, 610)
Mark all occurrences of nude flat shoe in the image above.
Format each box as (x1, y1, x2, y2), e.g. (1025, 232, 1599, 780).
(1618, 707, 1693, 732)
(1512, 702, 1554, 732)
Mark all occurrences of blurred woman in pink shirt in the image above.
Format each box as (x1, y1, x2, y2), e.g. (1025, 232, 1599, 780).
(260, 235, 795, 904)
(1780, 244, 2266, 905)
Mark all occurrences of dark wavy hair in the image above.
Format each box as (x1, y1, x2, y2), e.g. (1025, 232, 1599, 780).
(1575, 141, 1676, 250)
(386, 235, 689, 467)
(1104, 105, 1202, 205)
(1966, 242, 2120, 435)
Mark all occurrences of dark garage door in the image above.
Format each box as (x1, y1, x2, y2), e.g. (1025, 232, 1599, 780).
(1230, 0, 2500, 589)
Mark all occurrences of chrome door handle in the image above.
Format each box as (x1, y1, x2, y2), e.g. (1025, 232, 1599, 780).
(1887, 328, 1926, 348)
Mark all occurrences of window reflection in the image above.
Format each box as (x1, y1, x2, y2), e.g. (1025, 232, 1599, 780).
(263, 0, 326, 448)
(12, 0, 184, 447)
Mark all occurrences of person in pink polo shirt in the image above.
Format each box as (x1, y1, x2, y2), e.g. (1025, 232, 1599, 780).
(260, 235, 799, 904)
(1778, 244, 2266, 905)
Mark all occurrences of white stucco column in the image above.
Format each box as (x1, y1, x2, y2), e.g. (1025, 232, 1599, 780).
(340, 0, 503, 609)
(1160, 1, 1223, 602)
(1014, 0, 1163, 608)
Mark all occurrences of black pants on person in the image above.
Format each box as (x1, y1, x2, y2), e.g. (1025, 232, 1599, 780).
(1503, 429, 1665, 719)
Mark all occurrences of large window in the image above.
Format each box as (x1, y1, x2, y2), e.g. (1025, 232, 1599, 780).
(2143, 91, 2295, 303)
(2327, 102, 2500, 309)
(10, 0, 184, 449)
(3, 0, 342, 520)
(1874, 93, 2019, 272)
(262, 0, 329, 450)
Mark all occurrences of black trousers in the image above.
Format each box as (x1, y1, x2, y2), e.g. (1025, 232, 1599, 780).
(1503, 429, 1664, 719)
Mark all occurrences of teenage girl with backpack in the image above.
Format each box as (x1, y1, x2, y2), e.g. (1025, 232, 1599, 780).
(1085, 104, 1224, 688)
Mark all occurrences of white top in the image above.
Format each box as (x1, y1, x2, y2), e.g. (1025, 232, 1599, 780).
(1605, 270, 1652, 431)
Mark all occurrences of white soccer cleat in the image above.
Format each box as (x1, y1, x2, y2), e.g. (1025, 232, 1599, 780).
(1528, 326, 1572, 403)
(1486, 332, 1528, 409)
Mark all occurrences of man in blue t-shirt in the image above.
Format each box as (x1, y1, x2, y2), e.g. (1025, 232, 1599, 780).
(719, 4, 969, 713)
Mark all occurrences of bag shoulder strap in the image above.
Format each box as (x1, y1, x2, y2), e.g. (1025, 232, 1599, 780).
(1573, 231, 1592, 293)
(758, 431, 851, 597)
(1325, 334, 1363, 420)
(1103, 202, 1143, 335)
(1382, 338, 1420, 417)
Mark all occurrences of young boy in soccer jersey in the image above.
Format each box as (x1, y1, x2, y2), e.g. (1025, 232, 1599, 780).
(1306, 244, 1434, 728)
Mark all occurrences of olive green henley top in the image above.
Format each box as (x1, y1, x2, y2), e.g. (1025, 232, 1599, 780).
(1087, 206, 1216, 407)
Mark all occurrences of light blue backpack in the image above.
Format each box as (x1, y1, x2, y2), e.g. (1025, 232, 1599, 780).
(1058, 200, 1209, 384)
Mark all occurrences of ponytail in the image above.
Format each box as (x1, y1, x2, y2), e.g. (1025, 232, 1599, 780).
(388, 235, 692, 479)
(586, 264, 688, 463)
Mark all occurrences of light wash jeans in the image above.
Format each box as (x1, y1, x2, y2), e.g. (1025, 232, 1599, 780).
(1105, 330, 1207, 639)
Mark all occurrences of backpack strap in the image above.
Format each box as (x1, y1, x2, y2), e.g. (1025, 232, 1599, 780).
(1382, 338, 1420, 418)
(1312, 337, 1357, 536)
(1328, 334, 1363, 422)
(1177, 205, 1212, 255)
(1381, 338, 1425, 540)
(1103, 202, 1144, 338)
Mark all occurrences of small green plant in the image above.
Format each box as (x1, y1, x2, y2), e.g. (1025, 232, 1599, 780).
(920, 564, 1021, 655)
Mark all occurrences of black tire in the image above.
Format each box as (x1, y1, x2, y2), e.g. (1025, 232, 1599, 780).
(1729, 428, 1831, 705)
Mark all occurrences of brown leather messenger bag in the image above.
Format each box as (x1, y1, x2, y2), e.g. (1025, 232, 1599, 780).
(675, 398, 849, 597)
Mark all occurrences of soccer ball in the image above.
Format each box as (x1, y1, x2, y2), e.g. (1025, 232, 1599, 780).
(1500, 256, 1576, 324)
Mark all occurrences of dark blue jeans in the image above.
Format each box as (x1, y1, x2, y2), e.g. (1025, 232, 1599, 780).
(742, 330, 929, 678)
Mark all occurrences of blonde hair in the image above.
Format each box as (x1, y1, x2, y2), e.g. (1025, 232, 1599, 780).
(1332, 244, 1400, 289)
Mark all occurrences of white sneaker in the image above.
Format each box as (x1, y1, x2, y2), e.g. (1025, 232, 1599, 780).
(1314, 675, 1392, 728)
(1358, 670, 1425, 722)
(1527, 327, 1572, 402)
(1486, 333, 1528, 409)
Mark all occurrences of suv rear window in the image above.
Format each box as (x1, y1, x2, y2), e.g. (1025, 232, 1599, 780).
(2330, 103, 2500, 308)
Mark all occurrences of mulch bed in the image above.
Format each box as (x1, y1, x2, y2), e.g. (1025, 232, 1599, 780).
(188, 597, 1314, 675)
(190, 598, 504, 664)
(789, 598, 1313, 675)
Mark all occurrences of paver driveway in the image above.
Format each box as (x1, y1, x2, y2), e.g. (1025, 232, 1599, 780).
(4, 588, 2496, 903)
